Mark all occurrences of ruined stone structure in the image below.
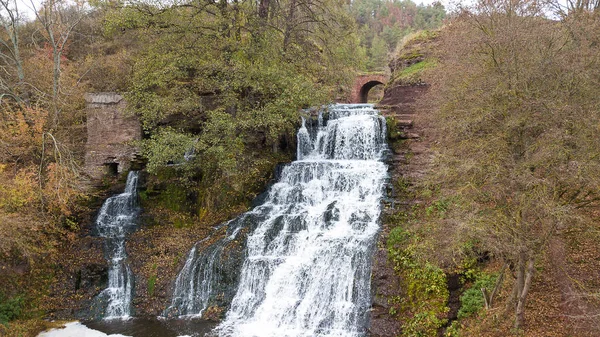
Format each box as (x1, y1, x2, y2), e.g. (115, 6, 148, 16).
(349, 73, 388, 103)
(85, 93, 141, 179)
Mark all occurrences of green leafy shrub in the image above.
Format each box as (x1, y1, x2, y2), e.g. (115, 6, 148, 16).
(404, 311, 447, 337)
(425, 197, 450, 218)
(0, 293, 24, 326)
(387, 226, 410, 248)
(388, 233, 449, 336)
(457, 273, 497, 319)
(445, 320, 461, 337)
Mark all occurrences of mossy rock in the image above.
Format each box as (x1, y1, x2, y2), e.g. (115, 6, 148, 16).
(390, 58, 437, 86)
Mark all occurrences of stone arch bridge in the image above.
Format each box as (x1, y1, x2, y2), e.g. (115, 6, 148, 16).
(349, 73, 388, 103)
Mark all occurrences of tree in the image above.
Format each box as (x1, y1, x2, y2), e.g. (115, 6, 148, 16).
(100, 0, 360, 211)
(31, 0, 87, 126)
(368, 34, 387, 70)
(426, 0, 600, 329)
(349, 0, 446, 71)
(560, 0, 599, 14)
(414, 1, 445, 30)
(0, 0, 24, 101)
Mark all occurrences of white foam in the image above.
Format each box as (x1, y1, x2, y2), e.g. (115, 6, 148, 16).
(37, 322, 130, 337)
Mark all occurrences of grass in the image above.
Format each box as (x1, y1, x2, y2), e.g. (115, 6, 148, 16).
(358, 70, 387, 76)
(147, 263, 158, 297)
(393, 58, 438, 85)
(396, 29, 440, 55)
(388, 28, 440, 86)
(147, 275, 157, 297)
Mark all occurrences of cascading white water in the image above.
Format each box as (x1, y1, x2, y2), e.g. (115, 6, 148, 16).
(95, 171, 139, 320)
(210, 104, 388, 337)
(166, 104, 387, 336)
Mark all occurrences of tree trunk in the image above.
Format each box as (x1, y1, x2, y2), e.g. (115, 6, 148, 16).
(282, 0, 297, 52)
(218, 0, 230, 37)
(515, 257, 534, 329)
(52, 46, 61, 127)
(482, 263, 507, 309)
(1, 0, 25, 92)
(9, 25, 24, 84)
(515, 251, 525, 311)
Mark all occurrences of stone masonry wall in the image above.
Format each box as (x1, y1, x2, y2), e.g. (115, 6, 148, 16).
(84, 93, 141, 179)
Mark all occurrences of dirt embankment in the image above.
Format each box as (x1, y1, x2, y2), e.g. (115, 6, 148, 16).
(368, 83, 433, 337)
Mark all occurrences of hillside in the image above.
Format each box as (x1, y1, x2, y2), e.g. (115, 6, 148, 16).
(375, 6, 600, 336)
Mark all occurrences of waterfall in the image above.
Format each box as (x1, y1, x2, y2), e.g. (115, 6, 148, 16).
(94, 171, 139, 320)
(169, 104, 387, 337)
(164, 223, 246, 318)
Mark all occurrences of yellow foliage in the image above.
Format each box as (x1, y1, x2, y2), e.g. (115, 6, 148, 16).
(0, 166, 38, 212)
(0, 106, 47, 163)
(0, 105, 86, 219)
(42, 162, 84, 217)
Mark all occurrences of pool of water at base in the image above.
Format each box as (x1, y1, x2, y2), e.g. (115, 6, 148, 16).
(84, 317, 217, 337)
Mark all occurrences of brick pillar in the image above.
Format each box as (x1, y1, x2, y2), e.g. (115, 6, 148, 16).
(84, 93, 142, 179)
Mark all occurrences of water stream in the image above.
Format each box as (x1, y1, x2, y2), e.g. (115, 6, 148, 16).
(169, 104, 388, 337)
(94, 171, 140, 319)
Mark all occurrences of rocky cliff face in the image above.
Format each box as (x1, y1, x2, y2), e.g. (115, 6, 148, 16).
(368, 31, 439, 337)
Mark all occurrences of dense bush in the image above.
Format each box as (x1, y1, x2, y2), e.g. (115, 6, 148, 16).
(388, 225, 450, 336)
(0, 293, 24, 326)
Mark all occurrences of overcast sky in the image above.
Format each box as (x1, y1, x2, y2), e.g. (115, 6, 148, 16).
(12, 0, 561, 21)
(14, 0, 37, 20)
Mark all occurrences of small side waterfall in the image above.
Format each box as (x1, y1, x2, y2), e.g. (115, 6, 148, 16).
(164, 211, 267, 318)
(164, 223, 245, 317)
(94, 171, 139, 320)
(168, 104, 388, 337)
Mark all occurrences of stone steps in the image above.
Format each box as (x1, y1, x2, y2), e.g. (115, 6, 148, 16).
(378, 108, 415, 130)
(390, 116, 415, 122)
(396, 119, 414, 128)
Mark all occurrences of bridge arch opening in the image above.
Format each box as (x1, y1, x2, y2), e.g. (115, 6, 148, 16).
(359, 80, 385, 103)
